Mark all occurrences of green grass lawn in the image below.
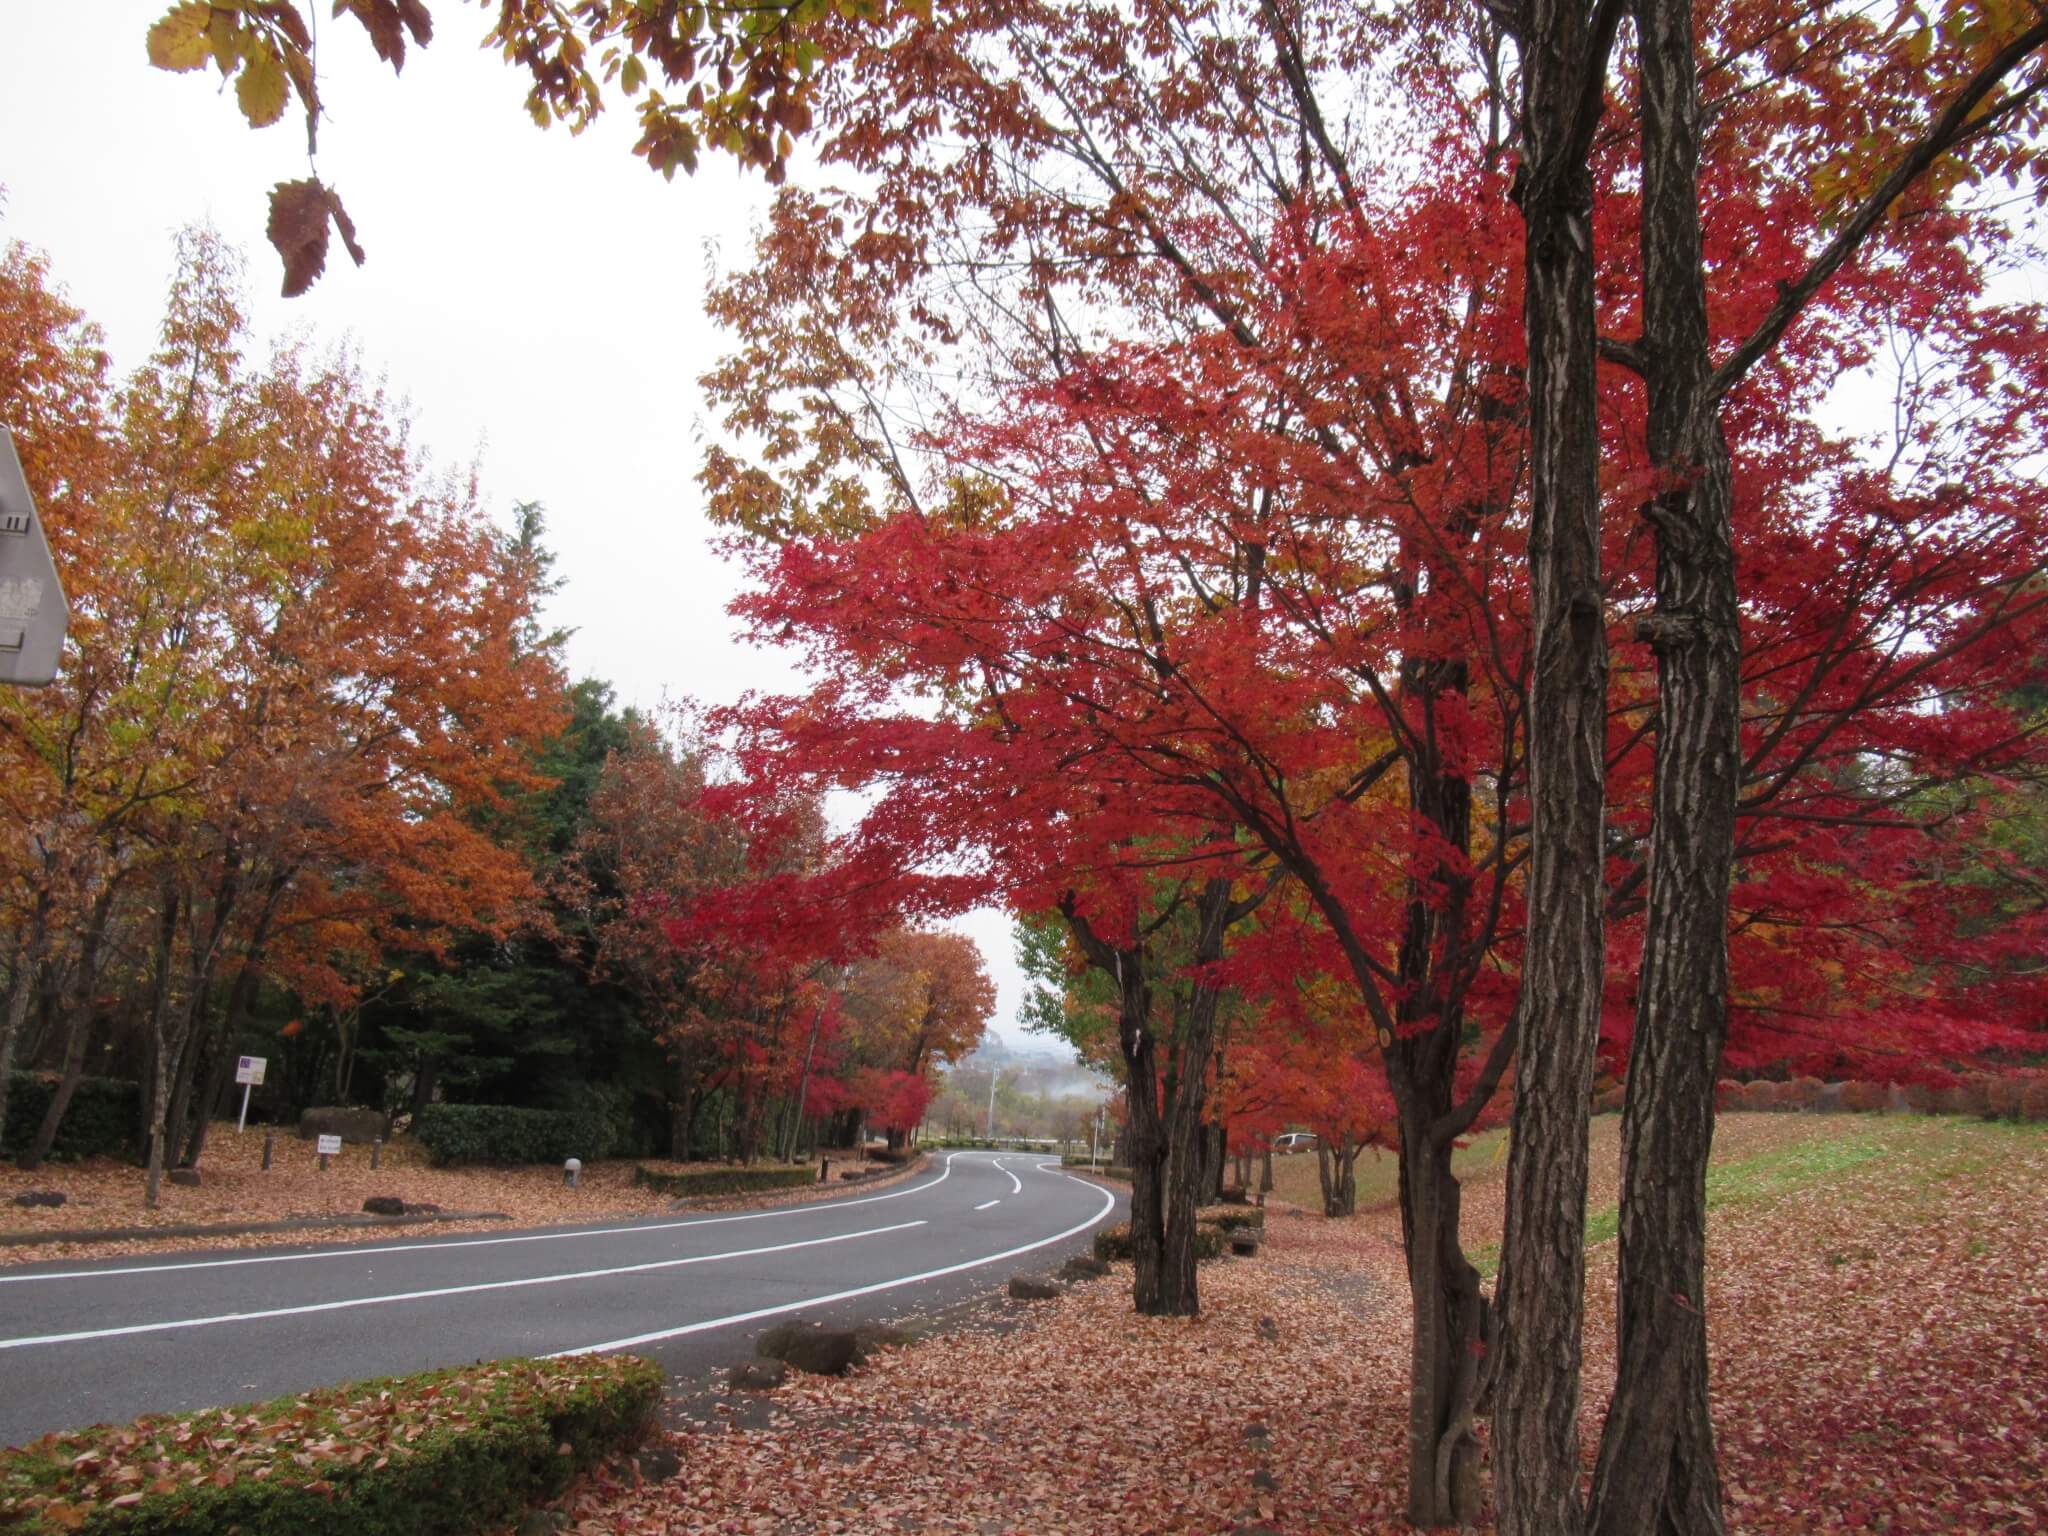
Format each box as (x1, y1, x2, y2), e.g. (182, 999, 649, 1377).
(1254, 1111, 2048, 1283)
(1450, 1112, 2047, 1275)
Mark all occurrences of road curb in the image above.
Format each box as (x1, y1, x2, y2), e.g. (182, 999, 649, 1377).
(0, 1208, 514, 1248)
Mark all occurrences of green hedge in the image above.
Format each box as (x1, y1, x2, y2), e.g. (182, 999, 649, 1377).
(1092, 1222, 1229, 1265)
(3, 1074, 139, 1162)
(0, 1355, 661, 1536)
(632, 1163, 817, 1198)
(544, 1083, 666, 1160)
(411, 1103, 619, 1167)
(1067, 1164, 1132, 1182)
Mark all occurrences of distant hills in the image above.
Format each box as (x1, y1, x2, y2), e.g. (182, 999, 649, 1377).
(947, 1037, 1111, 1104)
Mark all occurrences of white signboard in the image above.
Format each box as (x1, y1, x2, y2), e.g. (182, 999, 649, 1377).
(316, 1134, 343, 1156)
(0, 427, 70, 687)
(235, 1056, 267, 1086)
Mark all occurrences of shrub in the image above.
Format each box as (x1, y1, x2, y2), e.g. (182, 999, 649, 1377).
(1592, 1085, 1626, 1116)
(2020, 1081, 2048, 1123)
(1091, 1222, 1229, 1264)
(1982, 1076, 2025, 1120)
(545, 1083, 665, 1161)
(1788, 1076, 1826, 1110)
(2, 1074, 139, 1162)
(1839, 1081, 1886, 1113)
(412, 1103, 617, 1167)
(0, 1355, 661, 1536)
(1713, 1080, 1743, 1113)
(1199, 1207, 1265, 1235)
(631, 1164, 817, 1198)
(1736, 1081, 1780, 1112)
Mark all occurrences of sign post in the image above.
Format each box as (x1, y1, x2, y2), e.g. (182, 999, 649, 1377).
(0, 426, 71, 688)
(234, 1055, 267, 1133)
(316, 1132, 341, 1170)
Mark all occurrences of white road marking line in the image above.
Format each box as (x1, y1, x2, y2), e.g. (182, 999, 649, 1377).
(994, 1162, 1023, 1195)
(974, 1199, 1000, 1210)
(0, 1159, 961, 1286)
(549, 1175, 1119, 1357)
(0, 1221, 926, 1352)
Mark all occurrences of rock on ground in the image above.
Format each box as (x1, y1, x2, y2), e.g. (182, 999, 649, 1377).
(755, 1321, 860, 1377)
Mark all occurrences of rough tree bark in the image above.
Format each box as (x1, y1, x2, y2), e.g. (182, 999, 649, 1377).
(1587, 1, 1736, 1530)
(1492, 0, 1618, 1530)
(1063, 876, 1249, 1317)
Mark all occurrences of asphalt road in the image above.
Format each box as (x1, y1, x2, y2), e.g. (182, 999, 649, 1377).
(0, 1152, 1122, 1446)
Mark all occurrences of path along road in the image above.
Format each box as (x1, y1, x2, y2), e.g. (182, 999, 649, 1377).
(0, 1152, 1122, 1446)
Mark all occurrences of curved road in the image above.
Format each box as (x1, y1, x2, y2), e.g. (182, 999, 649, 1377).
(0, 1152, 1122, 1446)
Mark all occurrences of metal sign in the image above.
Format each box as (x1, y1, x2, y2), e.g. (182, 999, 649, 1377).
(316, 1134, 343, 1155)
(235, 1056, 267, 1087)
(0, 427, 69, 687)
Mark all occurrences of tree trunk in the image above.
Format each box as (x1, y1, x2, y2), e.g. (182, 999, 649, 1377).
(180, 1027, 235, 1166)
(1319, 1135, 1362, 1216)
(1589, 2, 1736, 1530)
(0, 891, 53, 1160)
(1494, 3, 1615, 1528)
(21, 1013, 91, 1172)
(1120, 993, 1174, 1313)
(671, 1086, 700, 1161)
(1064, 879, 1236, 1319)
(1197, 1119, 1226, 1203)
(142, 883, 182, 1210)
(180, 883, 287, 1166)
(160, 991, 212, 1169)
(1259, 1145, 1274, 1194)
(1383, 1043, 1488, 1527)
(20, 878, 121, 1172)
(411, 1056, 438, 1117)
(785, 1002, 826, 1161)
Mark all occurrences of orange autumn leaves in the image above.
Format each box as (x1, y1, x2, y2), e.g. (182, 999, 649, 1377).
(0, 229, 565, 1062)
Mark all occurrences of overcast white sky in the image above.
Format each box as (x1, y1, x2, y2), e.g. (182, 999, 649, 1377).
(1, 4, 1046, 1051)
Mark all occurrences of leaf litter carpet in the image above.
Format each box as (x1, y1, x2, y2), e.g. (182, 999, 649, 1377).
(547, 1115, 2046, 1534)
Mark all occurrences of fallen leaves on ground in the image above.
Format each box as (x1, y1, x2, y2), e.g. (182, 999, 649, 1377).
(549, 1114, 2046, 1534)
(0, 1134, 914, 1267)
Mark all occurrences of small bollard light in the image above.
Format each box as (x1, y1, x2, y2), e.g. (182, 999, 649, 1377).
(261, 1130, 274, 1171)
(563, 1157, 582, 1188)
(370, 1137, 382, 1170)
(818, 1156, 829, 1184)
